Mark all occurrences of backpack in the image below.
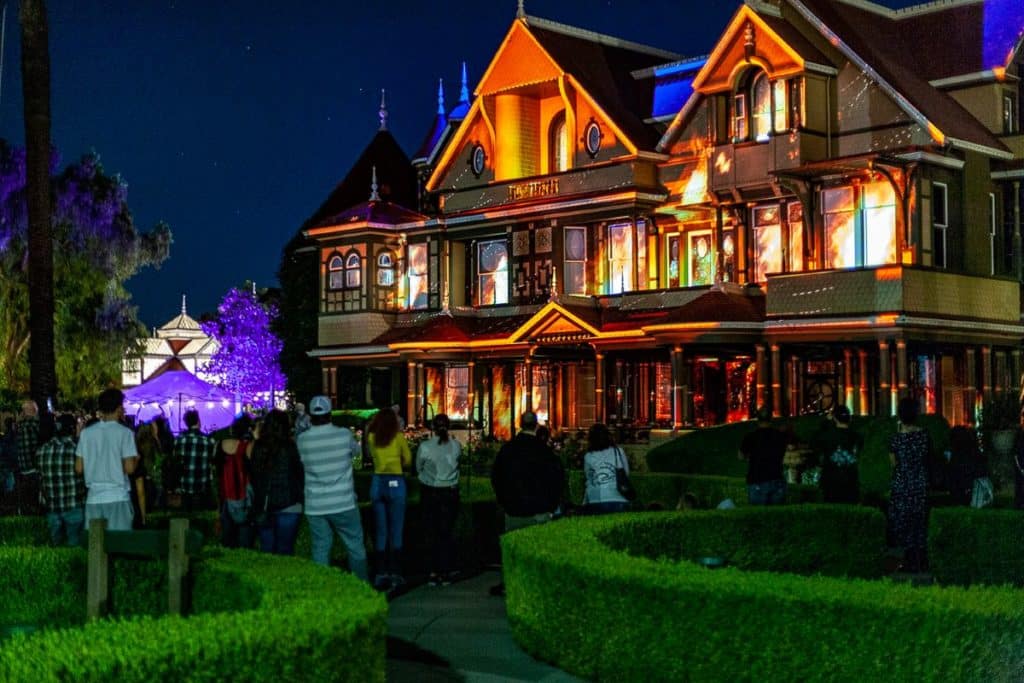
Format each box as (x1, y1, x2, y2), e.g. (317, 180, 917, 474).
(221, 440, 252, 523)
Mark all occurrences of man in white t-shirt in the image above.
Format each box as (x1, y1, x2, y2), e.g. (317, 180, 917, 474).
(75, 388, 138, 531)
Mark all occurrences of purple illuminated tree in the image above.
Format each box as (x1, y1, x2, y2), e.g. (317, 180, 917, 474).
(201, 287, 287, 407)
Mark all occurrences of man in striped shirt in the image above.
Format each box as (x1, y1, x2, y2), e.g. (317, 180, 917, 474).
(38, 414, 86, 546)
(296, 395, 367, 581)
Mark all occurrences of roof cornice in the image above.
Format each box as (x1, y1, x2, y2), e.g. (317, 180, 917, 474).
(522, 14, 682, 62)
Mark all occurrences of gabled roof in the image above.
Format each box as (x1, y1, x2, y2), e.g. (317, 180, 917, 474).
(790, 0, 1012, 157)
(300, 131, 418, 233)
(373, 312, 533, 346)
(524, 15, 681, 150)
(309, 199, 428, 233)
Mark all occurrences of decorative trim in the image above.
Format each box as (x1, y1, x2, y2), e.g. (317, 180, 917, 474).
(946, 136, 1014, 160)
(930, 70, 1009, 89)
(523, 14, 681, 61)
(894, 151, 965, 170)
(991, 169, 1024, 180)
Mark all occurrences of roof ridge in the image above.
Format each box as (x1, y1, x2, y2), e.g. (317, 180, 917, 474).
(827, 0, 981, 19)
(522, 14, 682, 61)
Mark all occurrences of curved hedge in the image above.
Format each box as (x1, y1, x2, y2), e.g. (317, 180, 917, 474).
(0, 547, 386, 681)
(929, 507, 1024, 586)
(502, 509, 1024, 682)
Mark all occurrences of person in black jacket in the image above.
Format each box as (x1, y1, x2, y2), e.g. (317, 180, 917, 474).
(489, 411, 565, 597)
(249, 410, 304, 555)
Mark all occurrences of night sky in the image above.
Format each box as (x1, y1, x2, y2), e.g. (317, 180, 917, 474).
(1, 0, 921, 328)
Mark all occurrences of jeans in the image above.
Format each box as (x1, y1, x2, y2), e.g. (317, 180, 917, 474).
(747, 479, 787, 505)
(370, 475, 406, 554)
(420, 485, 459, 576)
(258, 511, 301, 555)
(47, 507, 84, 546)
(220, 504, 255, 549)
(307, 510, 368, 581)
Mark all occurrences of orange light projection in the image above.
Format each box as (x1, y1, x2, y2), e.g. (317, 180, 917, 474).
(407, 243, 429, 310)
(425, 366, 442, 422)
(862, 181, 897, 266)
(608, 224, 634, 293)
(714, 151, 732, 175)
(491, 366, 512, 441)
(532, 365, 549, 425)
(753, 205, 782, 282)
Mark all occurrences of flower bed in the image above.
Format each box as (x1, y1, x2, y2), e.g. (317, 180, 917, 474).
(0, 545, 386, 681)
(502, 509, 1024, 682)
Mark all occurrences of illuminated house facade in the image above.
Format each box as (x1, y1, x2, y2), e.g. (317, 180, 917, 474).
(302, 0, 1024, 434)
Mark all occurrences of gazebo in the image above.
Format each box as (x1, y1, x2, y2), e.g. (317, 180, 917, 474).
(123, 367, 236, 434)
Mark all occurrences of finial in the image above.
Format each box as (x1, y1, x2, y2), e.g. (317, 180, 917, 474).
(378, 88, 388, 131)
(459, 62, 470, 105)
(370, 166, 381, 202)
(517, 0, 525, 19)
(181, 293, 187, 315)
(252, 281, 257, 296)
(549, 268, 559, 302)
(437, 78, 446, 116)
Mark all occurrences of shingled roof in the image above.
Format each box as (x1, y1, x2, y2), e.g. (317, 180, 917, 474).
(524, 15, 682, 151)
(792, 0, 1012, 155)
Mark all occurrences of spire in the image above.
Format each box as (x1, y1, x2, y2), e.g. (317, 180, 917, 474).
(181, 293, 187, 315)
(549, 268, 559, 302)
(517, 0, 525, 19)
(370, 166, 381, 202)
(378, 88, 388, 131)
(437, 78, 446, 116)
(459, 61, 470, 105)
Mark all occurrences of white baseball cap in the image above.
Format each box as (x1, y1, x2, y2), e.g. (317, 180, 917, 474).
(309, 395, 332, 416)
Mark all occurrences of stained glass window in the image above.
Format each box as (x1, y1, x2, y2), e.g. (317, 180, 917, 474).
(751, 73, 772, 141)
(478, 240, 509, 305)
(667, 234, 681, 288)
(689, 231, 715, 285)
(608, 223, 634, 294)
(773, 79, 787, 132)
(733, 93, 747, 140)
(721, 230, 736, 282)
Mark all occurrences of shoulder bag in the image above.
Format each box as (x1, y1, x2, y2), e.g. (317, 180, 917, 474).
(614, 447, 637, 502)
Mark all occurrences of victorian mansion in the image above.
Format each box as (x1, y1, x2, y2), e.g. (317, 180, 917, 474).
(285, 0, 1024, 438)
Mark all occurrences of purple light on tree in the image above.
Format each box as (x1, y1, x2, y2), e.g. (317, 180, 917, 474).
(201, 287, 287, 407)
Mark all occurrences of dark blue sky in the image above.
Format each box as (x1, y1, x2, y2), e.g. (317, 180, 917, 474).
(1, 0, 920, 327)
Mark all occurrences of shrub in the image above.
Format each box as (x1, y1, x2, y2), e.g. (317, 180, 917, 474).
(502, 511, 1024, 682)
(0, 547, 387, 682)
(929, 507, 1024, 586)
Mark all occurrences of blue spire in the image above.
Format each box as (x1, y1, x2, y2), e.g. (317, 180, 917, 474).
(437, 78, 446, 116)
(459, 61, 470, 105)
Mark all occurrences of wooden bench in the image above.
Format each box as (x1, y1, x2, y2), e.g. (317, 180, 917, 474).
(86, 518, 204, 620)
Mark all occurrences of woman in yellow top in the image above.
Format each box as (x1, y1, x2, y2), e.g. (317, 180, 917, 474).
(367, 407, 411, 589)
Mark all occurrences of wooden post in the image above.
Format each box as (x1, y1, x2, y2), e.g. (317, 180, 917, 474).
(86, 518, 108, 620)
(168, 518, 189, 616)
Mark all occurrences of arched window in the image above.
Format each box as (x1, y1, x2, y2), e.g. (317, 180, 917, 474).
(377, 251, 395, 287)
(327, 254, 344, 290)
(549, 111, 569, 173)
(751, 73, 772, 141)
(344, 251, 361, 289)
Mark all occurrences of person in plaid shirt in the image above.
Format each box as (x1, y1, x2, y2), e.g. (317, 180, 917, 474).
(38, 414, 86, 546)
(175, 410, 215, 511)
(15, 399, 42, 515)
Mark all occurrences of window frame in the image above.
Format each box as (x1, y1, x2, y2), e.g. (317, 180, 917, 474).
(822, 181, 898, 270)
(549, 111, 569, 173)
(406, 242, 429, 310)
(327, 254, 345, 291)
(751, 72, 772, 142)
(563, 226, 587, 295)
(607, 222, 635, 294)
(476, 238, 509, 306)
(376, 250, 396, 287)
(1004, 92, 1017, 135)
(989, 192, 997, 276)
(343, 250, 362, 290)
(932, 182, 948, 269)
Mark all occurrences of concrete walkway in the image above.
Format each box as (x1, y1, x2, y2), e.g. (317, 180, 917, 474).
(386, 570, 585, 682)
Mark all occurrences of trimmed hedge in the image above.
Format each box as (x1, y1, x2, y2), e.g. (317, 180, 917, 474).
(502, 510, 1024, 682)
(929, 507, 1024, 586)
(0, 547, 387, 681)
(646, 414, 950, 497)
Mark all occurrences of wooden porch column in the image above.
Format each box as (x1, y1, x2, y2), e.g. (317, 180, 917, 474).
(843, 348, 854, 410)
(981, 345, 993, 405)
(467, 360, 476, 425)
(995, 350, 1007, 395)
(595, 352, 606, 423)
(322, 367, 330, 396)
(755, 344, 767, 411)
(858, 349, 869, 415)
(896, 340, 909, 400)
(328, 367, 338, 403)
(788, 355, 800, 417)
(615, 359, 626, 423)
(1013, 349, 1023, 400)
(1013, 180, 1022, 281)
(671, 346, 684, 429)
(524, 355, 534, 413)
(566, 363, 578, 429)
(406, 362, 417, 427)
(416, 363, 426, 422)
(965, 347, 977, 423)
(878, 341, 891, 417)
(770, 345, 782, 417)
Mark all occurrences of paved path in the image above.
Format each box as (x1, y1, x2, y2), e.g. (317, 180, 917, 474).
(387, 570, 585, 682)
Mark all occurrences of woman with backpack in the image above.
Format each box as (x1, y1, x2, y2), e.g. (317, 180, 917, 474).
(367, 407, 411, 589)
(214, 414, 255, 548)
(249, 410, 304, 555)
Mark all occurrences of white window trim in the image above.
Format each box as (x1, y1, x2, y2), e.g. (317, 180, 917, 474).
(1005, 94, 1017, 135)
(933, 182, 948, 269)
(989, 192, 997, 276)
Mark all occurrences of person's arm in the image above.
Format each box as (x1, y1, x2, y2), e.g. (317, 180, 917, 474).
(135, 476, 147, 525)
(399, 435, 412, 471)
(123, 456, 139, 475)
(75, 456, 84, 475)
(415, 442, 426, 478)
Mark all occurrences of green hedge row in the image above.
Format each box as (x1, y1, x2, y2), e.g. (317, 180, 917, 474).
(0, 548, 387, 682)
(502, 511, 1024, 682)
(929, 507, 1024, 586)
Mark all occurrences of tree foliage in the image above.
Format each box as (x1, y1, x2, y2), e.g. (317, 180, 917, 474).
(0, 140, 172, 404)
(275, 233, 322, 402)
(201, 287, 287, 405)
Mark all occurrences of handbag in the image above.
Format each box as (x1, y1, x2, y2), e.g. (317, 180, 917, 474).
(970, 477, 994, 509)
(614, 447, 637, 502)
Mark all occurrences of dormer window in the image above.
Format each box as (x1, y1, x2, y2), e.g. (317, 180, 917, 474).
(732, 71, 786, 142)
(751, 73, 771, 141)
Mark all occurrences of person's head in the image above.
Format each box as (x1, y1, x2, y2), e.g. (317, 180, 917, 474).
(432, 413, 450, 444)
(519, 411, 538, 434)
(308, 395, 332, 426)
(21, 400, 38, 418)
(897, 397, 919, 426)
(97, 389, 124, 418)
(295, 402, 306, 416)
(369, 407, 400, 446)
(184, 410, 200, 430)
(535, 425, 551, 444)
(755, 407, 772, 426)
(258, 409, 291, 443)
(54, 413, 77, 439)
(833, 405, 852, 427)
(230, 413, 253, 439)
(587, 422, 613, 452)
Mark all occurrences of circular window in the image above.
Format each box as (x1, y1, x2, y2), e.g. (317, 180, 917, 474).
(471, 144, 487, 176)
(584, 121, 602, 157)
